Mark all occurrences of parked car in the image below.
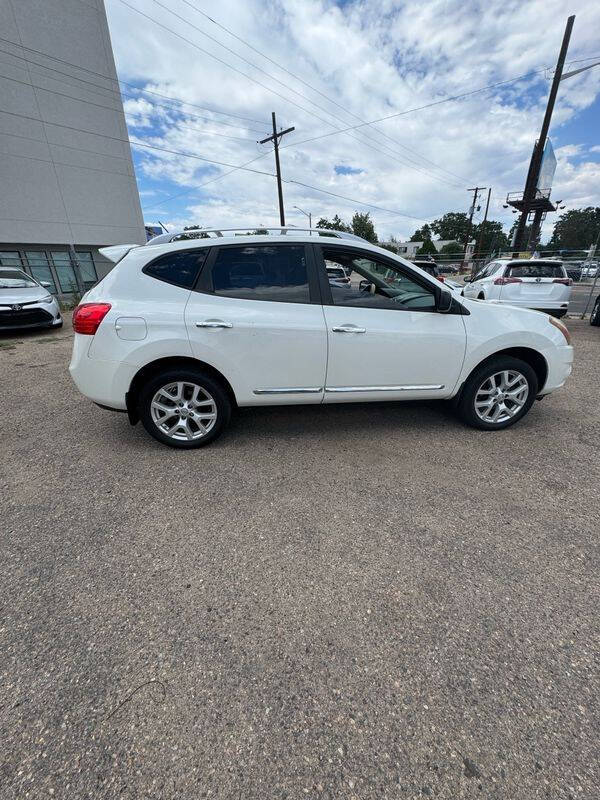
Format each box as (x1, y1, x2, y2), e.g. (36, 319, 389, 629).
(411, 259, 442, 280)
(436, 263, 460, 275)
(69, 227, 573, 448)
(0, 268, 62, 331)
(326, 266, 350, 285)
(564, 262, 582, 282)
(581, 261, 598, 279)
(462, 258, 571, 317)
(590, 294, 600, 326)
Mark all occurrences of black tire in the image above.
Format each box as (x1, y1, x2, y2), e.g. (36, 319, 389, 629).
(138, 368, 231, 449)
(455, 356, 538, 431)
(590, 297, 600, 327)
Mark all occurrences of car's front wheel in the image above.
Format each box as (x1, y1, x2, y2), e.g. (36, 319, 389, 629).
(138, 369, 231, 448)
(456, 356, 538, 430)
(590, 297, 600, 327)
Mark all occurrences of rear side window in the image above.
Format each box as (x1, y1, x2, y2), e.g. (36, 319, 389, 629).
(144, 250, 208, 288)
(210, 245, 309, 303)
(508, 263, 564, 278)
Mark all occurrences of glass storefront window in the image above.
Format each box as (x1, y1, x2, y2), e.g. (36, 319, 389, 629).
(75, 251, 97, 286)
(50, 251, 78, 293)
(0, 251, 22, 267)
(25, 252, 58, 294)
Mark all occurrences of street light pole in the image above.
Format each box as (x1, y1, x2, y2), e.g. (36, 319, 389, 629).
(293, 205, 312, 231)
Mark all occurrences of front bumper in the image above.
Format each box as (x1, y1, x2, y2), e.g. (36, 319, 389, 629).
(539, 344, 574, 396)
(0, 302, 61, 331)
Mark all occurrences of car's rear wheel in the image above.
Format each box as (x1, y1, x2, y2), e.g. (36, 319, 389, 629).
(456, 356, 538, 431)
(590, 297, 600, 327)
(139, 368, 231, 448)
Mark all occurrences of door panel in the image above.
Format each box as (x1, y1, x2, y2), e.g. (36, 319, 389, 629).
(185, 243, 327, 405)
(322, 305, 466, 402)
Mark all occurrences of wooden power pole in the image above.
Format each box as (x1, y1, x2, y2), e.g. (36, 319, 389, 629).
(259, 112, 295, 226)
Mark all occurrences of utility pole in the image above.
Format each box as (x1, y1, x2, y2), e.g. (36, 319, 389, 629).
(259, 112, 295, 226)
(475, 187, 492, 261)
(294, 205, 312, 231)
(511, 16, 575, 255)
(463, 186, 485, 272)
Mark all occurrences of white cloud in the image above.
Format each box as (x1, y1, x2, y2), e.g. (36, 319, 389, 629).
(105, 0, 600, 241)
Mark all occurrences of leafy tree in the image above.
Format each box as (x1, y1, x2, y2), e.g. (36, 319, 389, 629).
(409, 223, 432, 242)
(474, 220, 509, 254)
(181, 224, 209, 239)
(438, 241, 463, 255)
(549, 207, 600, 250)
(430, 212, 470, 242)
(316, 214, 351, 232)
(351, 212, 378, 243)
(380, 235, 399, 254)
(416, 239, 437, 256)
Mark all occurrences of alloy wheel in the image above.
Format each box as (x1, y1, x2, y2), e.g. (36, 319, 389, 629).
(474, 370, 529, 424)
(150, 381, 217, 441)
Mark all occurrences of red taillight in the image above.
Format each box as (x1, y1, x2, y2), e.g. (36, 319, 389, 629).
(553, 278, 572, 286)
(437, 275, 445, 282)
(494, 276, 522, 285)
(72, 303, 111, 335)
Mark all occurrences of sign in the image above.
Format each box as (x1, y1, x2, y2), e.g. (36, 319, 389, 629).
(537, 140, 557, 192)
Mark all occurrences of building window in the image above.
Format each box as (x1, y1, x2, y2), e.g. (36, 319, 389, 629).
(0, 251, 22, 267)
(25, 252, 58, 294)
(50, 251, 79, 293)
(75, 251, 98, 287)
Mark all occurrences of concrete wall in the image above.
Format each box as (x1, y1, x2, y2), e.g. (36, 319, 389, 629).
(0, 0, 146, 247)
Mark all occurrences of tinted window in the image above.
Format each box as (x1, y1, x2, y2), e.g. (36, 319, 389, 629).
(323, 248, 436, 311)
(211, 245, 309, 303)
(145, 250, 207, 288)
(508, 263, 564, 278)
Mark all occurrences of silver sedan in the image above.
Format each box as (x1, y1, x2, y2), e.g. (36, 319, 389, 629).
(0, 268, 62, 331)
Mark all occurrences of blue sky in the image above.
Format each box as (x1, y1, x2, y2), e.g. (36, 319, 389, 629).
(106, 0, 600, 242)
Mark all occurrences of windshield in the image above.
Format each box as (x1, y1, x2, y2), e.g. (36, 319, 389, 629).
(508, 263, 564, 278)
(0, 270, 39, 289)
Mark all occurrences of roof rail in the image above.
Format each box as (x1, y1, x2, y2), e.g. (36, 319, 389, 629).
(145, 226, 371, 246)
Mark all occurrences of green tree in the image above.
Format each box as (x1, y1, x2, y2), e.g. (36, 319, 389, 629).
(430, 212, 470, 242)
(316, 214, 351, 232)
(438, 241, 463, 255)
(473, 220, 509, 254)
(549, 207, 600, 250)
(380, 235, 399, 254)
(416, 239, 437, 256)
(409, 223, 432, 242)
(351, 212, 378, 243)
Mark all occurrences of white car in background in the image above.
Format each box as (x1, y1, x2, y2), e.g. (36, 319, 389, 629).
(0, 267, 62, 331)
(69, 227, 573, 448)
(463, 259, 572, 318)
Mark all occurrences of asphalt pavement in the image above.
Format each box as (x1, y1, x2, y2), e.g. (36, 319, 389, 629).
(1, 319, 599, 799)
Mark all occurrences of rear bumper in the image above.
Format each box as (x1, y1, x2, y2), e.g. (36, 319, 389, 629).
(69, 334, 136, 410)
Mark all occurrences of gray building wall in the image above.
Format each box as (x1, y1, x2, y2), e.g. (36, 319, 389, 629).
(0, 0, 145, 248)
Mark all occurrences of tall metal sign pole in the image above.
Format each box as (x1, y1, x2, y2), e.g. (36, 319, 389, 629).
(259, 112, 295, 226)
(511, 16, 575, 255)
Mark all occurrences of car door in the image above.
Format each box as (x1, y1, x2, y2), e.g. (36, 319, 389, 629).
(315, 245, 466, 403)
(184, 242, 327, 405)
(463, 262, 493, 298)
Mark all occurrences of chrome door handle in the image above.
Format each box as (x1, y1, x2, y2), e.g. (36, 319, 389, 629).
(332, 325, 366, 333)
(195, 320, 233, 328)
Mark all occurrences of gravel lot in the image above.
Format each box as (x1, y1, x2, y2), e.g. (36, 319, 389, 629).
(1, 318, 598, 799)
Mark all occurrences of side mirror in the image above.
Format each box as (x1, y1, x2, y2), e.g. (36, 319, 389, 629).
(437, 289, 453, 313)
(463, 276, 471, 283)
(41, 281, 52, 288)
(359, 279, 372, 292)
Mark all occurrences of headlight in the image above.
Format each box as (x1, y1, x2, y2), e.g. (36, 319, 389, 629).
(40, 294, 54, 304)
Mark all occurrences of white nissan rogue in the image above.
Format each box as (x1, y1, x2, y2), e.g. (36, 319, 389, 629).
(69, 228, 573, 449)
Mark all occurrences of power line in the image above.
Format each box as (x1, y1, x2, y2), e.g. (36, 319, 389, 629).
(117, 0, 466, 189)
(177, 0, 474, 185)
(0, 35, 268, 126)
(280, 68, 550, 150)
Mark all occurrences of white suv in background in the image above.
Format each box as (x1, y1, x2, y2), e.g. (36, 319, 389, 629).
(69, 228, 573, 449)
(463, 259, 572, 317)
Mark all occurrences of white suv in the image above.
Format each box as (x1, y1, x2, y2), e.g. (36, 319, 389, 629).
(69, 228, 573, 448)
(463, 258, 571, 317)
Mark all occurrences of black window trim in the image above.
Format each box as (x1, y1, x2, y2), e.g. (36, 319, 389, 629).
(313, 243, 445, 312)
(193, 241, 322, 305)
(142, 246, 212, 290)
